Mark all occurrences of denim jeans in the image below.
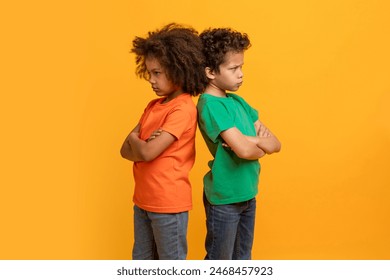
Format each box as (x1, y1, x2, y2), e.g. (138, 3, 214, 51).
(132, 205, 188, 260)
(203, 193, 256, 260)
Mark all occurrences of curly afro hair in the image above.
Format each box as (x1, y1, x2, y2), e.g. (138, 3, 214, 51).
(200, 28, 251, 74)
(131, 23, 208, 96)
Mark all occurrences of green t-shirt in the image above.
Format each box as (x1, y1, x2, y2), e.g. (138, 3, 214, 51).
(197, 93, 261, 205)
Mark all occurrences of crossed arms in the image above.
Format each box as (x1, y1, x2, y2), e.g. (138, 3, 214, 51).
(120, 124, 175, 162)
(121, 120, 280, 163)
(220, 120, 281, 160)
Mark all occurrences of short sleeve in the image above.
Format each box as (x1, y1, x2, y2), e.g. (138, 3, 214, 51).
(160, 108, 192, 139)
(232, 94, 259, 122)
(249, 106, 259, 122)
(199, 101, 235, 142)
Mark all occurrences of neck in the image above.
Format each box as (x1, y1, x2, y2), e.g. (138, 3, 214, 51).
(163, 88, 184, 103)
(204, 83, 227, 97)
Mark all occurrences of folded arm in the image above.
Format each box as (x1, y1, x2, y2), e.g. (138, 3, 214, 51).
(253, 120, 281, 154)
(120, 124, 141, 162)
(128, 129, 175, 162)
(220, 127, 266, 160)
(120, 124, 176, 162)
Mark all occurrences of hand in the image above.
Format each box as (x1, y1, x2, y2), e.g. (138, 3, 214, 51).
(146, 129, 163, 142)
(222, 142, 231, 148)
(258, 123, 271, 138)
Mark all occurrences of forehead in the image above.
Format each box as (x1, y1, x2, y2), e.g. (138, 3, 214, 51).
(221, 51, 245, 66)
(145, 57, 163, 70)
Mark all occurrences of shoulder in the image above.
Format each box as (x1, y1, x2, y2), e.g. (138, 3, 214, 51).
(145, 97, 163, 109)
(228, 93, 256, 110)
(172, 94, 196, 111)
(227, 93, 248, 104)
(197, 95, 234, 123)
(167, 94, 196, 120)
(197, 93, 230, 109)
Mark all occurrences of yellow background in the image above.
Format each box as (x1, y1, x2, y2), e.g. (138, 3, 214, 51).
(1, 0, 389, 259)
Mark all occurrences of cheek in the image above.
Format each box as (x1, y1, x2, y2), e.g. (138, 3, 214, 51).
(222, 73, 235, 83)
(167, 80, 178, 90)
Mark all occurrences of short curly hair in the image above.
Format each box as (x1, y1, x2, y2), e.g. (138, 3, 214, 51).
(131, 23, 207, 96)
(200, 28, 251, 74)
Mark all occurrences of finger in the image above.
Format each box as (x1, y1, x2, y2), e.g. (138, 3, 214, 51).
(259, 125, 266, 135)
(150, 130, 162, 137)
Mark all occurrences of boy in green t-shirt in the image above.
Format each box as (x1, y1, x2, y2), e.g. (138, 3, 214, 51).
(197, 28, 281, 259)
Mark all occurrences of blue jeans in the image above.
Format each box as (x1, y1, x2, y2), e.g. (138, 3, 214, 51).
(204, 193, 256, 260)
(132, 205, 188, 260)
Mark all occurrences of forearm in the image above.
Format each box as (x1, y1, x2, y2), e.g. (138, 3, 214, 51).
(254, 120, 281, 154)
(127, 133, 150, 161)
(230, 142, 265, 160)
(239, 135, 271, 158)
(245, 136, 259, 145)
(120, 124, 144, 162)
(248, 145, 267, 159)
(120, 133, 142, 162)
(127, 130, 176, 162)
(221, 128, 266, 160)
(256, 135, 281, 154)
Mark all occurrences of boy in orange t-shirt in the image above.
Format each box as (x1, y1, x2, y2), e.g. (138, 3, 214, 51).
(120, 23, 207, 260)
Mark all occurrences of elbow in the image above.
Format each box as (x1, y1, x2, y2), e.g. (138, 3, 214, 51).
(120, 148, 135, 162)
(120, 146, 129, 159)
(266, 141, 281, 154)
(233, 146, 248, 159)
(275, 141, 282, 153)
(273, 142, 281, 153)
(234, 147, 258, 160)
(236, 149, 251, 159)
(120, 147, 126, 159)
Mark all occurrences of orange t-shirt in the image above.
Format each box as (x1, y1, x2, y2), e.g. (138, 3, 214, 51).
(132, 94, 196, 213)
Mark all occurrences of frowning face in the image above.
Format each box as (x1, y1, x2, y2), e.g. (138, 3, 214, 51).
(145, 57, 182, 102)
(207, 51, 245, 96)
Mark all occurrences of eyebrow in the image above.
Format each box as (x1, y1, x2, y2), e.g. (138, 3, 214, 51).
(229, 63, 244, 68)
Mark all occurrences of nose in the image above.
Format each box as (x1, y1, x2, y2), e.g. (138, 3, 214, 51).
(238, 68, 244, 79)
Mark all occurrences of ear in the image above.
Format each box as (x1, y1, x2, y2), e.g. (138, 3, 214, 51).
(205, 67, 215, 80)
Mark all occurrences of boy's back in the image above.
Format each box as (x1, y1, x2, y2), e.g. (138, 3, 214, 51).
(197, 93, 260, 205)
